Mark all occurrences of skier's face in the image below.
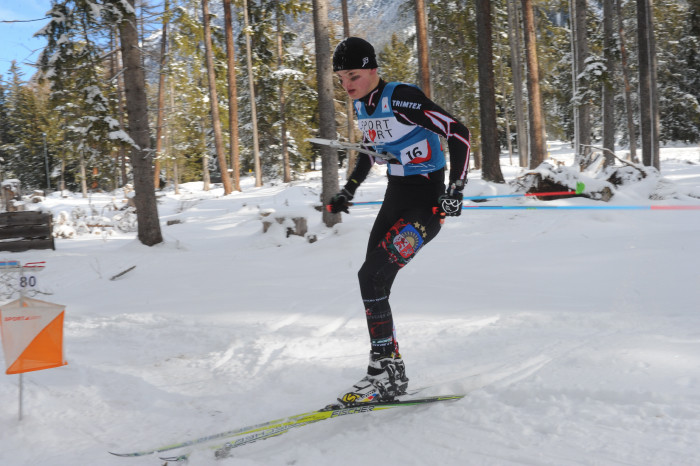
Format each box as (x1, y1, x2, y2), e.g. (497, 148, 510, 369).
(336, 68, 379, 100)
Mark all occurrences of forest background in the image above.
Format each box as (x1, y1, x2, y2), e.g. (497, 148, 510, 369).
(0, 0, 698, 228)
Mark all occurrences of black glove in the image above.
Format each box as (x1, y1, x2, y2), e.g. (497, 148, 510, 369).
(437, 180, 466, 217)
(327, 188, 354, 214)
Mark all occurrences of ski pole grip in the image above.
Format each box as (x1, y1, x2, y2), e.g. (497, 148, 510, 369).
(432, 206, 446, 224)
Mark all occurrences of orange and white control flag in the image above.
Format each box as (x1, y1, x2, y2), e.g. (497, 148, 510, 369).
(0, 297, 67, 374)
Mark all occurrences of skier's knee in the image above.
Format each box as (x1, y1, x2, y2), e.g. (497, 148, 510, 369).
(358, 261, 378, 287)
(358, 261, 388, 296)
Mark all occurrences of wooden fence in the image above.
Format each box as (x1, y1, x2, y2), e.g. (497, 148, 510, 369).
(0, 211, 55, 252)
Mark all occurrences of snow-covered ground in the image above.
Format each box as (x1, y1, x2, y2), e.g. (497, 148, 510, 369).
(1, 144, 699, 465)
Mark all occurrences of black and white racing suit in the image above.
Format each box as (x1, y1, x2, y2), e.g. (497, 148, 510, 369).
(343, 79, 471, 356)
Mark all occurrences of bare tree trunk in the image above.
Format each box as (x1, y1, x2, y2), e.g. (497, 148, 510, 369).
(242, 0, 263, 187)
(615, 0, 638, 162)
(223, 0, 241, 191)
(476, 0, 504, 183)
(602, 0, 615, 167)
(113, 28, 128, 187)
(498, 38, 513, 165)
(571, 0, 591, 166)
(473, 149, 482, 171)
(341, 0, 357, 179)
(521, 0, 546, 168)
(636, 0, 659, 169)
(153, 0, 168, 189)
(117, 0, 163, 246)
(569, 0, 579, 156)
(341, 0, 350, 34)
(169, 78, 180, 195)
(201, 117, 210, 191)
(60, 155, 66, 192)
(312, 0, 340, 227)
(275, 5, 291, 183)
(507, 0, 528, 167)
(79, 150, 88, 198)
(202, 0, 233, 194)
(648, 0, 660, 170)
(415, 0, 431, 97)
(637, 0, 652, 167)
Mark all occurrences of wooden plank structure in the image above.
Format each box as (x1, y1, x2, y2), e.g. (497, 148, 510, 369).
(0, 211, 55, 252)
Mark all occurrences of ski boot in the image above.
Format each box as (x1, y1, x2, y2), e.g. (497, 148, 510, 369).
(337, 352, 409, 405)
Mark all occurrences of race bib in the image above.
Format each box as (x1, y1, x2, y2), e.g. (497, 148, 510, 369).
(398, 139, 431, 165)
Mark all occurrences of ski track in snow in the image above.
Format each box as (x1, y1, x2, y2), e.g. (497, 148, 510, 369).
(1, 145, 700, 465)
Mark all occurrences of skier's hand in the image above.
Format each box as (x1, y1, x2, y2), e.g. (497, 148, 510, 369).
(437, 180, 465, 218)
(327, 188, 354, 214)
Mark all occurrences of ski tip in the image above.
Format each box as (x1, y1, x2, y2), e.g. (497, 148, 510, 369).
(108, 451, 148, 458)
(159, 454, 189, 462)
(306, 137, 335, 146)
(331, 393, 466, 410)
(401, 394, 466, 404)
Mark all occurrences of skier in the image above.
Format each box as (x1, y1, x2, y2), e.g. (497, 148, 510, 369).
(328, 37, 471, 405)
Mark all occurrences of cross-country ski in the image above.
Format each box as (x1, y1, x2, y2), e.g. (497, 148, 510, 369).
(120, 395, 464, 462)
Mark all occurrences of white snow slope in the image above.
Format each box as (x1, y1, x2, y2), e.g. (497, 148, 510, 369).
(1, 143, 700, 466)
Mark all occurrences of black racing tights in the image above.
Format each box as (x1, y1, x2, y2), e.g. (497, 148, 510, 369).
(357, 172, 444, 357)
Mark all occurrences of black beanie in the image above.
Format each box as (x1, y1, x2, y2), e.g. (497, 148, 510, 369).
(333, 37, 378, 71)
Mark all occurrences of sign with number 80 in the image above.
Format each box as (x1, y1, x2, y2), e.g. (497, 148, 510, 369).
(20, 276, 37, 288)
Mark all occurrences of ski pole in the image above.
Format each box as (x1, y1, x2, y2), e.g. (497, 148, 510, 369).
(350, 191, 577, 206)
(464, 190, 576, 200)
(462, 205, 700, 210)
(333, 200, 700, 213)
(351, 182, 586, 206)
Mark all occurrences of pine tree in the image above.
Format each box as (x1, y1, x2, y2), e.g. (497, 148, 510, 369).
(36, 1, 126, 193)
(168, 0, 212, 183)
(428, 0, 480, 162)
(653, 0, 700, 143)
(2, 64, 50, 189)
(235, 0, 314, 181)
(282, 45, 318, 174)
(378, 33, 416, 83)
(202, 0, 233, 194)
(476, 0, 505, 182)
